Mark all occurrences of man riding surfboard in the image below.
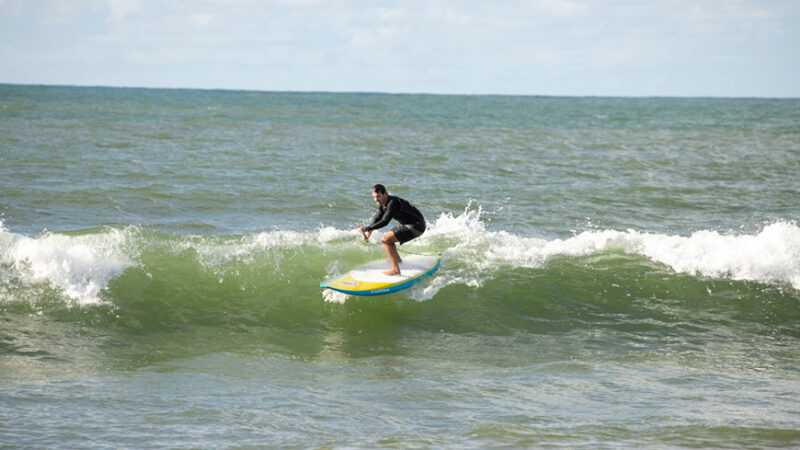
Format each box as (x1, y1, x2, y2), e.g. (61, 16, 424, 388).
(358, 184, 426, 276)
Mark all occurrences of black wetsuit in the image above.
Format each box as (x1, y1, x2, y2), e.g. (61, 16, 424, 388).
(365, 195, 426, 244)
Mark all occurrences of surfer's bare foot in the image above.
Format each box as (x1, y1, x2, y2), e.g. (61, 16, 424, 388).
(383, 269, 401, 276)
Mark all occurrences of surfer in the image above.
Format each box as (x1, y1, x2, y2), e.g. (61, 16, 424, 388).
(358, 184, 426, 276)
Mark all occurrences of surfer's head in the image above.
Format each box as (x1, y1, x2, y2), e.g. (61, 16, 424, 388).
(372, 184, 388, 206)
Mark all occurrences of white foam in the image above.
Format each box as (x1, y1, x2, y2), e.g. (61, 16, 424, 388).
(4, 210, 795, 307)
(188, 230, 310, 268)
(420, 207, 800, 291)
(317, 226, 358, 243)
(189, 227, 360, 271)
(632, 222, 800, 288)
(321, 288, 349, 304)
(0, 226, 136, 306)
(534, 223, 800, 289)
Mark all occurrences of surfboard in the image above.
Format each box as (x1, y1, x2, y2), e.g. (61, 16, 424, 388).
(320, 254, 440, 296)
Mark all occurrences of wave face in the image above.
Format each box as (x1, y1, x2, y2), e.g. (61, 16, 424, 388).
(2, 212, 798, 332)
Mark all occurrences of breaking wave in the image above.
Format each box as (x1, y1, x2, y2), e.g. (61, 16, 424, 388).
(1, 210, 798, 310)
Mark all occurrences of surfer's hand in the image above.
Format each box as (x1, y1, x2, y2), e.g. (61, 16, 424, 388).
(358, 226, 371, 241)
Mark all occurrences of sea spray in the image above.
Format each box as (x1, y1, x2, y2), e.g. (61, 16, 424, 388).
(0, 225, 136, 306)
(632, 221, 800, 288)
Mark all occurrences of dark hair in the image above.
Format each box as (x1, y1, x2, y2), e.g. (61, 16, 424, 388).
(372, 184, 387, 194)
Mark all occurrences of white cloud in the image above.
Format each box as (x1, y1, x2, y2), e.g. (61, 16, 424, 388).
(191, 13, 214, 27)
(0, 0, 25, 18)
(1, 0, 798, 96)
(34, 2, 90, 26)
(535, 0, 585, 17)
(106, 0, 142, 22)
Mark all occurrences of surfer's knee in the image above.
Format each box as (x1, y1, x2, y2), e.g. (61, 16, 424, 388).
(381, 232, 398, 245)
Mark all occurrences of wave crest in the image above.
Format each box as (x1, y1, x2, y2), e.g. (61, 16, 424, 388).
(1, 226, 135, 306)
(422, 210, 800, 290)
(1, 211, 798, 308)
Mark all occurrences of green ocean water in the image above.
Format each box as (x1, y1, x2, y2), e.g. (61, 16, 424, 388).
(1, 84, 799, 447)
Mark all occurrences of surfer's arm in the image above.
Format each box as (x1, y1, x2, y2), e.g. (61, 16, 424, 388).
(368, 209, 383, 227)
(364, 199, 398, 232)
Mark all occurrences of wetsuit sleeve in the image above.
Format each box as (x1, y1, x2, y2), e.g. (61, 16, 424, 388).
(369, 209, 383, 227)
(365, 198, 398, 231)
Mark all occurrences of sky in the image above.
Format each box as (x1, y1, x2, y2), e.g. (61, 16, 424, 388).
(1, 0, 798, 97)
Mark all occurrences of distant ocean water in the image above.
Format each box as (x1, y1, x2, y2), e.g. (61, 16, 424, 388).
(1, 84, 799, 448)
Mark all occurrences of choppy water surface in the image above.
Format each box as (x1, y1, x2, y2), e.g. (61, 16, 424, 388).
(1, 85, 799, 447)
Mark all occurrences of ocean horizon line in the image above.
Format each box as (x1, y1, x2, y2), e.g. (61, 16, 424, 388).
(2, 82, 797, 101)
